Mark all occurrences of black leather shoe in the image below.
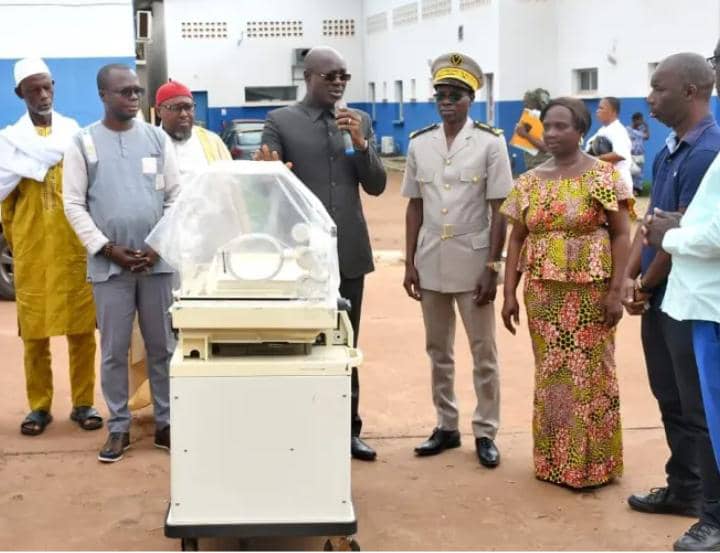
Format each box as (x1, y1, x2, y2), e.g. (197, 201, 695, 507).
(475, 437, 500, 467)
(628, 487, 700, 517)
(154, 425, 170, 451)
(97, 432, 130, 463)
(674, 522, 720, 551)
(351, 436, 376, 461)
(414, 428, 461, 456)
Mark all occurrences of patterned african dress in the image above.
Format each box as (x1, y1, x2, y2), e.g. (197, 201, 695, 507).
(500, 160, 631, 489)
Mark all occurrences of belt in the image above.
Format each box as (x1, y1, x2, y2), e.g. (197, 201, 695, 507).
(423, 222, 485, 240)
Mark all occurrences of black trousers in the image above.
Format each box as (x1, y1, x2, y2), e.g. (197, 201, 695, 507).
(642, 307, 720, 525)
(339, 275, 364, 438)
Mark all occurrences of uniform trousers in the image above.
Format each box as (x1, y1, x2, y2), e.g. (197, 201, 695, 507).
(23, 332, 96, 412)
(92, 272, 175, 433)
(420, 288, 499, 439)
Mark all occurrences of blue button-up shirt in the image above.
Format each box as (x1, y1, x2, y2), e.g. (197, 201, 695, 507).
(640, 115, 720, 306)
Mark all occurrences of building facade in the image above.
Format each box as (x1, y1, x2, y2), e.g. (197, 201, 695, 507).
(2, 0, 719, 180)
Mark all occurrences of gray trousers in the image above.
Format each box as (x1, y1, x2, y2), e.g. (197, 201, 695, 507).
(420, 289, 500, 439)
(93, 272, 175, 433)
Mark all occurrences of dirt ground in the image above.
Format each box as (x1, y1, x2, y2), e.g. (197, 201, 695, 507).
(0, 170, 691, 551)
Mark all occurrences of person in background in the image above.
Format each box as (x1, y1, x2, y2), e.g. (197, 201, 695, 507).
(501, 97, 632, 489)
(0, 58, 100, 437)
(585, 97, 634, 195)
(514, 88, 551, 171)
(627, 112, 650, 195)
(156, 80, 230, 180)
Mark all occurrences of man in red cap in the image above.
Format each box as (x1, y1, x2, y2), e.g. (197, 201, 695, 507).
(155, 80, 230, 181)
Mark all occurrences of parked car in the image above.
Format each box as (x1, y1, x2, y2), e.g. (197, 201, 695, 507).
(221, 119, 265, 160)
(0, 221, 14, 300)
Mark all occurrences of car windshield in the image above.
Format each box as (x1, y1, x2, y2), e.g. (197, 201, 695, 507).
(236, 129, 263, 146)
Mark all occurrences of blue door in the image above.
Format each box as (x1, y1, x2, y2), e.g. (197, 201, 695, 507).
(192, 90, 209, 128)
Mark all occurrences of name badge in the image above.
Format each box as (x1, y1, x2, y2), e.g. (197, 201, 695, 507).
(155, 174, 165, 191)
(142, 157, 158, 175)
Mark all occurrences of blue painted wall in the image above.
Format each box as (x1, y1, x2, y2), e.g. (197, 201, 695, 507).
(0, 57, 136, 129)
(205, 95, 720, 185)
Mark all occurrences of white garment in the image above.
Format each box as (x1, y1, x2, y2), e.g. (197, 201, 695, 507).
(170, 129, 209, 184)
(585, 119, 633, 195)
(0, 111, 79, 201)
(662, 152, 720, 323)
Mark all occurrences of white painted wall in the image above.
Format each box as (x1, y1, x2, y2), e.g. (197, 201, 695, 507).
(359, 0, 720, 103)
(362, 0, 501, 103)
(0, 0, 134, 58)
(163, 0, 366, 107)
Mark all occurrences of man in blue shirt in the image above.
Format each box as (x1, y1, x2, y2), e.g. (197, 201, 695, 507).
(643, 41, 720, 551)
(621, 52, 720, 551)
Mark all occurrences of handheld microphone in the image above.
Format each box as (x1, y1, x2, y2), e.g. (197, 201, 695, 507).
(335, 100, 355, 156)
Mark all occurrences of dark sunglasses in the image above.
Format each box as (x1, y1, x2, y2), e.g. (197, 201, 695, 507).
(707, 55, 720, 70)
(110, 86, 145, 98)
(162, 102, 195, 113)
(433, 90, 467, 103)
(317, 71, 352, 82)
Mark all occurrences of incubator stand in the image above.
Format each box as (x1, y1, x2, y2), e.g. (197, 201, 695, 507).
(148, 162, 360, 551)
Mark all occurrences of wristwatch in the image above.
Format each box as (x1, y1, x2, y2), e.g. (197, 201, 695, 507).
(486, 260, 503, 273)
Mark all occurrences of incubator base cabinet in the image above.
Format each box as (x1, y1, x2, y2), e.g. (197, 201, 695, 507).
(151, 162, 361, 550)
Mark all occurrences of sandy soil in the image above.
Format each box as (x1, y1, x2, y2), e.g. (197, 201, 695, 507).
(0, 170, 686, 551)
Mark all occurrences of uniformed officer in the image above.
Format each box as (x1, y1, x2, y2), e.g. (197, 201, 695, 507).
(401, 52, 513, 467)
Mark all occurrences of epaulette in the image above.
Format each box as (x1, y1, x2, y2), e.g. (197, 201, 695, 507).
(409, 123, 440, 139)
(473, 121, 503, 136)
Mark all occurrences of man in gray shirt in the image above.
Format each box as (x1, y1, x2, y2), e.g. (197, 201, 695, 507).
(257, 46, 386, 461)
(64, 64, 181, 463)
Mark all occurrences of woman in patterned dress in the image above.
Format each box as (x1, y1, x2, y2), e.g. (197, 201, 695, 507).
(500, 97, 632, 489)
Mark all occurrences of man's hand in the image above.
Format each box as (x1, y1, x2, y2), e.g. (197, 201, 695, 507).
(602, 289, 624, 327)
(620, 277, 650, 316)
(642, 208, 682, 250)
(501, 294, 520, 335)
(130, 246, 160, 273)
(107, 245, 145, 271)
(253, 144, 293, 169)
(403, 264, 422, 301)
(473, 269, 498, 306)
(335, 108, 366, 150)
(514, 123, 530, 139)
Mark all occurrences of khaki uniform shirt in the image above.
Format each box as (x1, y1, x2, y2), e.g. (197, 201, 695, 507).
(401, 118, 513, 293)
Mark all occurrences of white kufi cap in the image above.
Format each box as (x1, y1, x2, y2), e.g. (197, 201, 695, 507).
(14, 57, 51, 87)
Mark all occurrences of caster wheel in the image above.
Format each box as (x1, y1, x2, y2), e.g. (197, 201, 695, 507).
(348, 539, 360, 551)
(181, 537, 199, 551)
(323, 537, 360, 551)
(323, 539, 334, 551)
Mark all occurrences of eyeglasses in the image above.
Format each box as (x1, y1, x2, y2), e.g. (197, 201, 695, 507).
(433, 91, 467, 103)
(162, 102, 195, 113)
(110, 86, 145, 98)
(317, 71, 352, 82)
(707, 55, 720, 69)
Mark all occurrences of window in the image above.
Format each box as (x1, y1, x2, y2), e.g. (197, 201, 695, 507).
(573, 68, 598, 95)
(460, 0, 491, 9)
(410, 78, 416, 101)
(393, 2, 418, 26)
(322, 19, 355, 37)
(422, 0, 451, 19)
(395, 80, 404, 121)
(382, 81, 388, 102)
(483, 72, 495, 125)
(458, 24, 464, 41)
(245, 86, 297, 102)
(246, 20, 303, 38)
(366, 12, 388, 34)
(181, 21, 228, 39)
(368, 82, 376, 120)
